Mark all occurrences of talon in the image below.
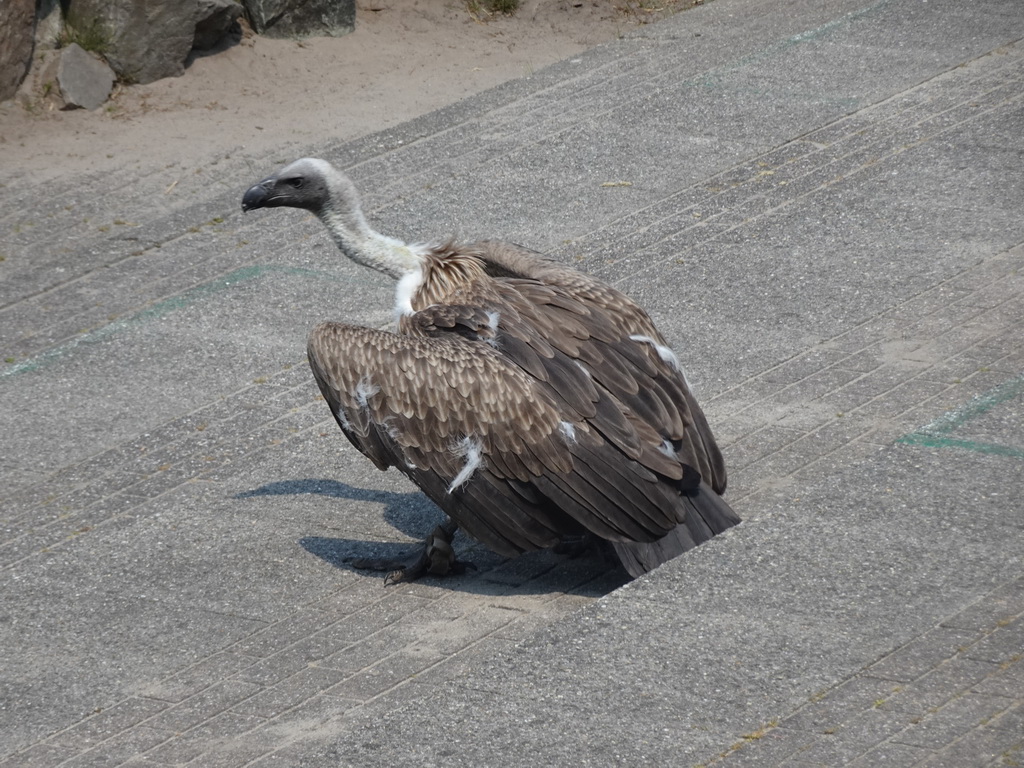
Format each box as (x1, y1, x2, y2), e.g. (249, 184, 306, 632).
(353, 518, 473, 585)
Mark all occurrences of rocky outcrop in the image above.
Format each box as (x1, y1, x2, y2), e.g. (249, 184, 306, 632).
(3, 0, 356, 107)
(13, 42, 115, 112)
(64, 0, 244, 84)
(57, 43, 116, 110)
(0, 0, 36, 102)
(242, 0, 355, 38)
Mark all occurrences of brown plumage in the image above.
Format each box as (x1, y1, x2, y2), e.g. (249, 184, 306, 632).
(242, 158, 739, 579)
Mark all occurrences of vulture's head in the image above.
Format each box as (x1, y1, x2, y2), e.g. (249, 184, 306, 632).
(241, 158, 360, 218)
(241, 158, 415, 278)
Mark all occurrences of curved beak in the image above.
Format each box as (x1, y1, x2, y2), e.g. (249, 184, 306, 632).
(241, 176, 276, 212)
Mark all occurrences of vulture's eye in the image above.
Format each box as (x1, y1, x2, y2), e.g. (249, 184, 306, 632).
(286, 178, 304, 189)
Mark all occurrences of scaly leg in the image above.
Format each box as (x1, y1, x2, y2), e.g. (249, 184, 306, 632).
(351, 518, 474, 585)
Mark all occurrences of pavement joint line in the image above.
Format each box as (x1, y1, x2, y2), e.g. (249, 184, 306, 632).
(710, 242, 1024, 411)
(704, 264, 1024, 491)
(224, 620, 522, 761)
(0, 264, 352, 380)
(0, 429, 307, 570)
(0, 220, 340, 361)
(558, 42, 1024, 253)
(7, 571, 610, 763)
(105, 600, 539, 765)
(342, 15, 1023, 262)
(703, 578, 1024, 766)
(363, 0, 891, 168)
(0, 201, 241, 315)
(600, 82, 1024, 289)
(0, 309, 999, 566)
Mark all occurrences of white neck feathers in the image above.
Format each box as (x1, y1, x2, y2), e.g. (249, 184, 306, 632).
(318, 208, 424, 281)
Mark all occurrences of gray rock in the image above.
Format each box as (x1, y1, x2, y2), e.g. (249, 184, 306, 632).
(63, 0, 190, 84)
(57, 42, 115, 110)
(0, 0, 36, 102)
(63, 0, 243, 85)
(243, 0, 355, 38)
(194, 0, 244, 51)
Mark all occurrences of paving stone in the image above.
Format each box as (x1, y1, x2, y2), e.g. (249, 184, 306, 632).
(915, 725, 1023, 768)
(143, 653, 262, 704)
(845, 740, 933, 768)
(889, 658, 1006, 713)
(710, 726, 817, 766)
(231, 667, 349, 719)
(56, 727, 172, 768)
(781, 708, 909, 765)
(855, 378, 954, 420)
(972, 656, 1024, 700)
(232, 610, 347, 658)
(868, 626, 985, 683)
(45, 697, 171, 749)
(892, 692, 1015, 749)
(142, 712, 266, 764)
(942, 579, 1024, 631)
(0, 743, 80, 768)
(143, 681, 264, 733)
(987, 700, 1024, 734)
(724, 425, 806, 470)
(963, 617, 1024, 665)
(782, 677, 901, 733)
(325, 651, 438, 701)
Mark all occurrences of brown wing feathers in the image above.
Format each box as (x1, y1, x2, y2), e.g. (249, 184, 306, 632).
(306, 240, 736, 577)
(308, 321, 573, 471)
(477, 242, 727, 494)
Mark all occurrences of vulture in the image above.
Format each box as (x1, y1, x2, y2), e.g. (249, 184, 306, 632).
(242, 158, 739, 582)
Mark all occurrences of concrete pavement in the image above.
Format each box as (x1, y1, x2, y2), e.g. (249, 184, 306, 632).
(1, 0, 1022, 765)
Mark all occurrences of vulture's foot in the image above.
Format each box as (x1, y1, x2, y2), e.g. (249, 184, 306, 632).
(351, 519, 474, 585)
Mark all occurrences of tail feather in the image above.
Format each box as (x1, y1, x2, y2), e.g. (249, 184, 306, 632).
(610, 481, 740, 578)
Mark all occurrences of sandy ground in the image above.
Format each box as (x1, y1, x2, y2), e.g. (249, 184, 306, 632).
(0, 0, 681, 181)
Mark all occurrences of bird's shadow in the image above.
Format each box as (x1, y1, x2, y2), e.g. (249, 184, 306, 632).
(235, 478, 439, 539)
(235, 478, 626, 596)
(236, 478, 502, 580)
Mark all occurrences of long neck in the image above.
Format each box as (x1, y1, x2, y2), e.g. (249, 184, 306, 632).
(318, 207, 423, 280)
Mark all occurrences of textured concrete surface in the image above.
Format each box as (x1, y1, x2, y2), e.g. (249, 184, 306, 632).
(1, 0, 1022, 765)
